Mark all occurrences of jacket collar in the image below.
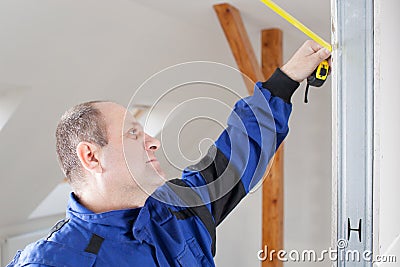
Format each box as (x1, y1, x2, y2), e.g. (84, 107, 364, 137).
(66, 193, 142, 239)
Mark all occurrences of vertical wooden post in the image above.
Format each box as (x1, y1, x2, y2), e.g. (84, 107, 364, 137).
(261, 29, 284, 267)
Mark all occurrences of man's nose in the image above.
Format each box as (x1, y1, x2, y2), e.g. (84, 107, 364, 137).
(144, 133, 161, 151)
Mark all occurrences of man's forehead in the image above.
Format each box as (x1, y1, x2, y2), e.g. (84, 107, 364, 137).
(95, 101, 126, 113)
(123, 112, 143, 131)
(125, 120, 141, 128)
(95, 102, 138, 129)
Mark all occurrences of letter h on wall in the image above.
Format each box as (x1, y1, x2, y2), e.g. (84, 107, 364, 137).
(347, 218, 362, 242)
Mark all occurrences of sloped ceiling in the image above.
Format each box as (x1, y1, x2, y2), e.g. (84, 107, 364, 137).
(0, 0, 330, 230)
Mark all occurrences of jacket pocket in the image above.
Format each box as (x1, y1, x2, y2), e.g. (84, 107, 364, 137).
(176, 237, 213, 267)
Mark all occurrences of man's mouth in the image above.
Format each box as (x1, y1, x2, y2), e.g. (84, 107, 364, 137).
(146, 158, 158, 163)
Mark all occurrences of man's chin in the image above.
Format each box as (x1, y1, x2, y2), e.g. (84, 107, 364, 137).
(130, 171, 165, 190)
(149, 170, 167, 186)
(157, 170, 167, 180)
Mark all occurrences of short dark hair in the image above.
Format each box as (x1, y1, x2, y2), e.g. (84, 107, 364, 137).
(56, 101, 108, 185)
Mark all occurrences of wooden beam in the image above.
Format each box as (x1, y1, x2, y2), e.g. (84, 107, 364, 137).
(261, 29, 284, 267)
(213, 3, 264, 94)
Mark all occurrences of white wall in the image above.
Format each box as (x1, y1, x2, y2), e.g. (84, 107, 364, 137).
(376, 0, 400, 264)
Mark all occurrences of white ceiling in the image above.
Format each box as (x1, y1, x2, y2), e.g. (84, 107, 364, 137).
(0, 0, 331, 230)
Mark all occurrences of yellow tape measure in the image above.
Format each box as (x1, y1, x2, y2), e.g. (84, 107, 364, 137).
(260, 0, 331, 103)
(259, 0, 332, 52)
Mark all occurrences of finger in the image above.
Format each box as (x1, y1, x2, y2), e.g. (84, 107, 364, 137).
(305, 40, 323, 53)
(313, 47, 331, 62)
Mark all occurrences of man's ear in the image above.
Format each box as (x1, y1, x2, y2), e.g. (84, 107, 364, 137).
(76, 142, 103, 175)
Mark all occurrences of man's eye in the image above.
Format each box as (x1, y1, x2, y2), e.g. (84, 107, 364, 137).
(128, 129, 138, 136)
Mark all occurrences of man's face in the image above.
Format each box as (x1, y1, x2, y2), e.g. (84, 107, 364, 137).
(98, 102, 166, 195)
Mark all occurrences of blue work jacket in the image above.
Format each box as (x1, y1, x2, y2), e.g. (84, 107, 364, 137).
(8, 69, 298, 266)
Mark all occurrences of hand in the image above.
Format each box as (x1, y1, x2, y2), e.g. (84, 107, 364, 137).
(281, 40, 331, 83)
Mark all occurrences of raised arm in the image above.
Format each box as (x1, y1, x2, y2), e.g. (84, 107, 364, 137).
(175, 40, 331, 225)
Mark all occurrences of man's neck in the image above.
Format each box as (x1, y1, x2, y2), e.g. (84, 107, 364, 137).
(74, 190, 147, 213)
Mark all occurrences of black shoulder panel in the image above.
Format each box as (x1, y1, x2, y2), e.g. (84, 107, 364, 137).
(188, 145, 246, 226)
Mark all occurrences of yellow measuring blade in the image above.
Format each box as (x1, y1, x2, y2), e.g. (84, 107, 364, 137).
(260, 0, 332, 52)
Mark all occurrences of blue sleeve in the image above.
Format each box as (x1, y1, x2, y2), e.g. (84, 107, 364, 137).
(215, 81, 292, 192)
(6, 250, 50, 267)
(165, 68, 299, 226)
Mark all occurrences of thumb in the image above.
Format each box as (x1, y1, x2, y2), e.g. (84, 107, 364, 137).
(312, 47, 331, 63)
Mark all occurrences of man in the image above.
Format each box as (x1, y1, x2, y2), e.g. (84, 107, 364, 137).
(8, 40, 330, 266)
